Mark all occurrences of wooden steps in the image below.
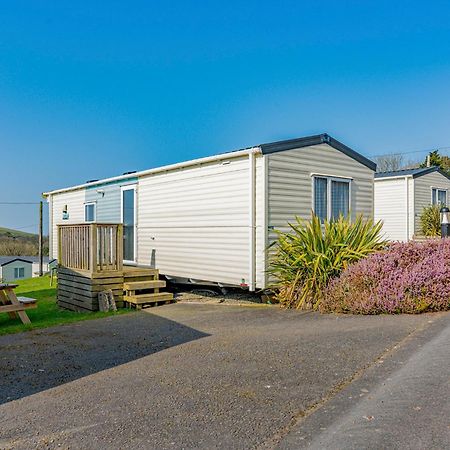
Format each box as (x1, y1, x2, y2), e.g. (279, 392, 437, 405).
(123, 280, 166, 290)
(123, 267, 174, 309)
(124, 292, 174, 304)
(123, 267, 159, 281)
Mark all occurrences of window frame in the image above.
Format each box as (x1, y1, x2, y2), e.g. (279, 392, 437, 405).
(431, 187, 448, 206)
(14, 267, 25, 279)
(121, 184, 138, 264)
(311, 174, 352, 221)
(84, 202, 96, 223)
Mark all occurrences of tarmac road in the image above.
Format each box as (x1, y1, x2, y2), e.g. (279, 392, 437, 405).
(278, 311, 450, 450)
(0, 303, 447, 449)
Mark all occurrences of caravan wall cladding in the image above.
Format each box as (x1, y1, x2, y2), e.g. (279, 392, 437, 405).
(49, 153, 267, 289)
(48, 142, 375, 291)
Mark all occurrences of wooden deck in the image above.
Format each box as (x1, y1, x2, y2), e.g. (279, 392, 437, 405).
(56, 224, 173, 312)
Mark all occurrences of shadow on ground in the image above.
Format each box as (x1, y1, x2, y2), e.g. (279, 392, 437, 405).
(0, 312, 209, 405)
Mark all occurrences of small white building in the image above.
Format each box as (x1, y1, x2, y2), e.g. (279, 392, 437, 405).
(374, 166, 450, 241)
(0, 256, 52, 282)
(44, 133, 376, 290)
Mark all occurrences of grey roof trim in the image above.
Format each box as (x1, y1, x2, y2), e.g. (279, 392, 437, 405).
(0, 256, 51, 266)
(259, 133, 377, 171)
(0, 258, 33, 267)
(375, 166, 450, 181)
(44, 133, 375, 197)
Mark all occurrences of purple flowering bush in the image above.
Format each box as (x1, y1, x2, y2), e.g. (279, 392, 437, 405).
(321, 239, 450, 314)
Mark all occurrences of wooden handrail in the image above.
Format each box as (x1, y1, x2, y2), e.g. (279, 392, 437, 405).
(57, 223, 123, 273)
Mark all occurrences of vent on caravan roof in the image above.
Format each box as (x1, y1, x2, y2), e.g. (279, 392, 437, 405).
(123, 171, 137, 175)
(86, 179, 99, 183)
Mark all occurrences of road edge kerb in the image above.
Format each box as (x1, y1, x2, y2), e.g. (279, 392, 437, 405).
(175, 301, 286, 309)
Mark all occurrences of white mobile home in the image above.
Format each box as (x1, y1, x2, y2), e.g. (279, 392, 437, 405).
(44, 133, 376, 290)
(374, 166, 450, 241)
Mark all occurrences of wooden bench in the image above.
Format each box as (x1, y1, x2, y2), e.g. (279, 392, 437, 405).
(0, 284, 37, 325)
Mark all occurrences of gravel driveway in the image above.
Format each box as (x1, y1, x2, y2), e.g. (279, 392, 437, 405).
(0, 303, 442, 449)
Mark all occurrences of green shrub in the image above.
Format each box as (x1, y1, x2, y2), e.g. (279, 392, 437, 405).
(322, 240, 450, 314)
(420, 205, 441, 237)
(269, 214, 386, 310)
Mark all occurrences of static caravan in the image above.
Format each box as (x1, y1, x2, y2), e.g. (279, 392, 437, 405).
(374, 166, 450, 242)
(0, 256, 51, 282)
(44, 133, 376, 291)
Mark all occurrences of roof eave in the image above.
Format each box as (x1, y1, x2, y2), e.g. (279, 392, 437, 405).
(375, 166, 450, 181)
(43, 147, 260, 197)
(413, 167, 450, 182)
(0, 258, 33, 267)
(260, 133, 376, 171)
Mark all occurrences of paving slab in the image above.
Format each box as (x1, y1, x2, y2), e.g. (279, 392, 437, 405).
(0, 303, 439, 449)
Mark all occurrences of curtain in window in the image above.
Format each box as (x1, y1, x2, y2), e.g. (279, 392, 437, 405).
(438, 190, 447, 206)
(331, 180, 349, 219)
(314, 177, 328, 221)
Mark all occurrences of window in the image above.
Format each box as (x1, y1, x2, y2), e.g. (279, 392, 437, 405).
(331, 180, 350, 219)
(85, 203, 96, 222)
(432, 188, 447, 206)
(121, 186, 136, 262)
(314, 177, 328, 222)
(313, 176, 351, 221)
(62, 205, 69, 220)
(14, 267, 25, 279)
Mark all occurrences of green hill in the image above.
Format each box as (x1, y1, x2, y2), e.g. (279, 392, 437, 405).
(0, 227, 48, 256)
(0, 227, 37, 239)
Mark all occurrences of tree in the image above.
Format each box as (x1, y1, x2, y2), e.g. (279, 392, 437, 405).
(420, 150, 450, 173)
(374, 153, 404, 172)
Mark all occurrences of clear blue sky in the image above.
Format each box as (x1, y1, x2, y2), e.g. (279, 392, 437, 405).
(1, 0, 450, 232)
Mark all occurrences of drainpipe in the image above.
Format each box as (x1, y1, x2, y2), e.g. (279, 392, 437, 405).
(47, 194, 53, 260)
(405, 176, 409, 241)
(248, 149, 259, 292)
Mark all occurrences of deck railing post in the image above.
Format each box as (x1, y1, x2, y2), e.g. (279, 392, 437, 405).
(117, 224, 124, 271)
(57, 225, 62, 266)
(89, 223, 97, 273)
(58, 223, 122, 274)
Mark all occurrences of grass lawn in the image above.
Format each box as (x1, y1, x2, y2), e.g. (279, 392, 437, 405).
(0, 276, 131, 336)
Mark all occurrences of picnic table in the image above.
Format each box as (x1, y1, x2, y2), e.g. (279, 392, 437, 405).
(0, 284, 37, 325)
